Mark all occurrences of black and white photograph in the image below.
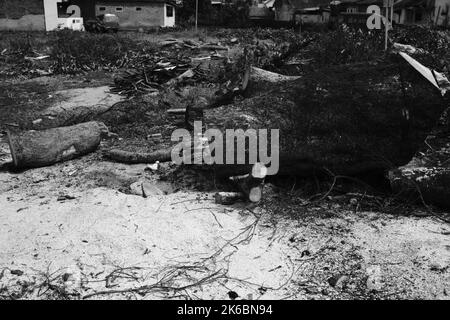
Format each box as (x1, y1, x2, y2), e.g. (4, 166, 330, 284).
(0, 0, 449, 304)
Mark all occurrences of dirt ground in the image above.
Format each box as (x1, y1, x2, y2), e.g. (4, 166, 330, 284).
(0, 29, 449, 300)
(0, 153, 449, 300)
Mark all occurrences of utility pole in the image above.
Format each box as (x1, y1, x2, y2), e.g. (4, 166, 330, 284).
(383, 0, 394, 51)
(385, 4, 388, 50)
(195, 0, 198, 32)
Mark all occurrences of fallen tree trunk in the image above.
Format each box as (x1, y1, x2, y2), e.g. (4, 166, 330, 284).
(105, 58, 449, 181)
(250, 67, 301, 83)
(199, 58, 449, 177)
(7, 121, 108, 169)
(389, 107, 450, 208)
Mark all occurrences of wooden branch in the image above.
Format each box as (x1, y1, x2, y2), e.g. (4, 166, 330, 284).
(104, 148, 172, 164)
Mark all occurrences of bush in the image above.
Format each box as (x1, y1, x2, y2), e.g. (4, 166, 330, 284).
(306, 25, 385, 66)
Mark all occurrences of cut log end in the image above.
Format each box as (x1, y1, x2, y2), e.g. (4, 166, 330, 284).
(251, 162, 268, 179)
(228, 162, 266, 203)
(248, 186, 262, 203)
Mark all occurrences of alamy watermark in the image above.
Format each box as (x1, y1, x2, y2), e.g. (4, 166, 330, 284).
(171, 121, 280, 175)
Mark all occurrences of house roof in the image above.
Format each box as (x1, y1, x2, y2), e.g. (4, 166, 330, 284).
(95, 0, 178, 5)
(394, 0, 427, 7)
(334, 0, 361, 3)
(354, 0, 383, 5)
(350, 0, 427, 6)
(275, 0, 332, 9)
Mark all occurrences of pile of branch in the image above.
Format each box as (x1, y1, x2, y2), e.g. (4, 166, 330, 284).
(159, 38, 229, 52)
(111, 57, 192, 95)
(110, 54, 244, 96)
(105, 56, 448, 181)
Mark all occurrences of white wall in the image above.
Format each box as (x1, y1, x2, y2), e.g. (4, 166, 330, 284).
(164, 4, 175, 27)
(44, 0, 60, 31)
(44, 0, 82, 31)
(0, 14, 45, 31)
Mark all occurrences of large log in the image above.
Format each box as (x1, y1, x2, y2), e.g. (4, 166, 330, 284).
(389, 107, 450, 208)
(7, 121, 108, 169)
(200, 58, 449, 177)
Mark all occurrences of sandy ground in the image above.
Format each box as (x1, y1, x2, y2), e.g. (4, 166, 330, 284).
(0, 153, 448, 300)
(0, 75, 449, 300)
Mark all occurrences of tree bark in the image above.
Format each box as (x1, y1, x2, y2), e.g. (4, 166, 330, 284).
(7, 121, 108, 169)
(201, 60, 448, 177)
(104, 148, 172, 164)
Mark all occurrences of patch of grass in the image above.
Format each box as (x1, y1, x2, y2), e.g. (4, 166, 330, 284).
(49, 30, 156, 74)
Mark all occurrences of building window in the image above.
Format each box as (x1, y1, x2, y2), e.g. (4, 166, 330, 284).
(115, 7, 123, 12)
(136, 7, 142, 11)
(166, 5, 174, 17)
(99, 7, 106, 11)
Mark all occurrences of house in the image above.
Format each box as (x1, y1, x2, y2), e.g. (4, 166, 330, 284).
(0, 0, 91, 31)
(331, 0, 381, 26)
(0, 0, 176, 31)
(43, 0, 86, 31)
(433, 0, 450, 26)
(0, 0, 46, 30)
(248, 0, 276, 22)
(332, 0, 450, 27)
(94, 0, 176, 29)
(394, 0, 450, 26)
(273, 0, 332, 22)
(294, 6, 330, 23)
(394, 0, 428, 24)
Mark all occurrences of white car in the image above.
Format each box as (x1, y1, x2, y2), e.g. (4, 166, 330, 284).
(57, 17, 85, 31)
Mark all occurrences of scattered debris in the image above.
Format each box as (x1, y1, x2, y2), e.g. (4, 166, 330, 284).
(366, 266, 383, 292)
(227, 290, 239, 300)
(398, 52, 450, 95)
(328, 274, 348, 290)
(10, 270, 24, 276)
(57, 195, 76, 201)
(214, 192, 245, 205)
(146, 161, 160, 172)
(393, 43, 426, 55)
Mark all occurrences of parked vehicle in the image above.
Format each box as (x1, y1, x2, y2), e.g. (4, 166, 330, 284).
(57, 17, 85, 31)
(85, 14, 119, 33)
